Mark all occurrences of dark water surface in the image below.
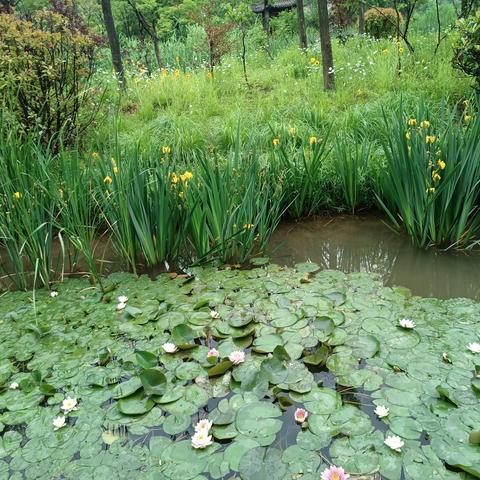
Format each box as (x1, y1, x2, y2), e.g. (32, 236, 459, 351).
(269, 215, 480, 300)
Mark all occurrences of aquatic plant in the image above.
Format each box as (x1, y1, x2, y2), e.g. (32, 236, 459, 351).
(0, 264, 479, 478)
(376, 100, 480, 249)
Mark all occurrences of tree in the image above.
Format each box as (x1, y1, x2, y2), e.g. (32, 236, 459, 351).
(460, 0, 479, 18)
(126, 0, 163, 68)
(296, 0, 307, 49)
(358, 1, 365, 34)
(227, 1, 253, 86)
(193, 2, 233, 76)
(101, 0, 126, 87)
(317, 0, 334, 90)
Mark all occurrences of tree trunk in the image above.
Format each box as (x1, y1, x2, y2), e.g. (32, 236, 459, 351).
(101, 0, 126, 88)
(153, 38, 162, 69)
(296, 0, 308, 49)
(317, 0, 335, 90)
(262, 0, 270, 34)
(241, 30, 249, 86)
(358, 1, 365, 34)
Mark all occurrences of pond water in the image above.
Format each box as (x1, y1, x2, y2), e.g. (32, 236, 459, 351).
(269, 215, 480, 300)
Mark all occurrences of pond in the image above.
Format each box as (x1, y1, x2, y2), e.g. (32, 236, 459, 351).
(270, 215, 480, 300)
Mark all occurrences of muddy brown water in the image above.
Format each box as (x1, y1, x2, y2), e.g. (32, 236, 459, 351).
(269, 215, 480, 300)
(1, 215, 479, 300)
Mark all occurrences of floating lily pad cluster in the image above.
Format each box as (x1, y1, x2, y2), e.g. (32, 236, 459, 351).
(0, 263, 479, 479)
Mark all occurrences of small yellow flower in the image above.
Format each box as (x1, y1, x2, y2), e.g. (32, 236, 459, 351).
(437, 160, 446, 170)
(243, 223, 254, 230)
(426, 135, 436, 144)
(432, 171, 441, 182)
(171, 173, 179, 184)
(407, 118, 417, 127)
(161, 68, 169, 77)
(309, 136, 318, 145)
(176, 56, 180, 63)
(173, 69, 180, 78)
(207, 71, 213, 79)
(162, 146, 171, 155)
(185, 74, 190, 79)
(113, 166, 119, 174)
(464, 114, 472, 123)
(180, 171, 193, 182)
(314, 60, 320, 66)
(91, 152, 99, 159)
(420, 120, 430, 129)
(398, 47, 404, 54)
(426, 187, 436, 193)
(13, 191, 22, 200)
(103, 176, 113, 185)
(289, 127, 297, 136)
(383, 48, 389, 54)
(272, 138, 280, 146)
(405, 132, 411, 140)
(309, 57, 317, 64)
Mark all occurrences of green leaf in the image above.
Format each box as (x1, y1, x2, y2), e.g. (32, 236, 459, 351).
(208, 360, 233, 377)
(140, 369, 167, 396)
(135, 350, 158, 369)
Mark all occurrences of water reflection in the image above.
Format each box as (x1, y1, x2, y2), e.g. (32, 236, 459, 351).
(269, 215, 480, 300)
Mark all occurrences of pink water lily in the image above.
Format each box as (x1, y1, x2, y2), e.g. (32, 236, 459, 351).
(321, 465, 350, 480)
(228, 351, 245, 365)
(207, 348, 219, 358)
(294, 408, 308, 423)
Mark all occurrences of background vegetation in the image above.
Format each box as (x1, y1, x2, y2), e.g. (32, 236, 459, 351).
(0, 0, 479, 290)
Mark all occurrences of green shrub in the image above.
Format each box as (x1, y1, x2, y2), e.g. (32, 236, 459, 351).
(452, 10, 480, 91)
(0, 10, 97, 144)
(364, 7, 402, 38)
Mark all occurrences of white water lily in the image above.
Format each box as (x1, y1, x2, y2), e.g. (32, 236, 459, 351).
(399, 318, 416, 329)
(53, 416, 66, 430)
(191, 431, 213, 449)
(9, 382, 19, 390)
(384, 435, 404, 452)
(228, 350, 245, 365)
(195, 419, 213, 432)
(117, 295, 128, 304)
(209, 310, 220, 319)
(50, 291, 59, 298)
(162, 342, 178, 354)
(374, 405, 390, 418)
(467, 342, 480, 354)
(61, 396, 78, 413)
(116, 302, 127, 310)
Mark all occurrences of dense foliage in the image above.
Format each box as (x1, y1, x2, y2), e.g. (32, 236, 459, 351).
(0, 10, 98, 144)
(453, 10, 480, 90)
(364, 7, 403, 38)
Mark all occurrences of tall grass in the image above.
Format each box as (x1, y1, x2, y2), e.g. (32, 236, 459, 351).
(333, 136, 371, 214)
(0, 123, 57, 289)
(271, 129, 331, 218)
(376, 101, 480, 248)
(185, 135, 284, 263)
